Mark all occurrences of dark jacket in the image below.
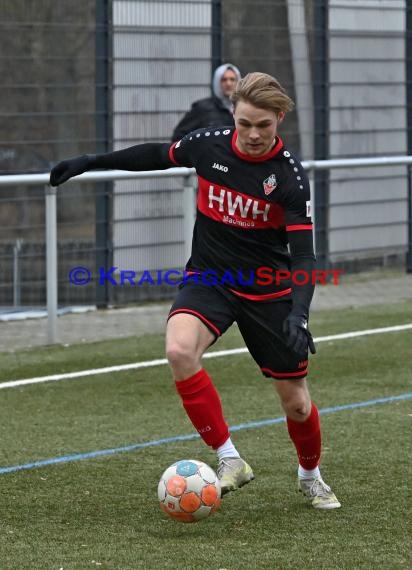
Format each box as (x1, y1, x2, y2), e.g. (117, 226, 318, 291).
(171, 63, 241, 142)
(171, 96, 235, 142)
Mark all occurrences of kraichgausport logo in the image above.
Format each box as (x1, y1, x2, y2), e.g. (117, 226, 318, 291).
(68, 267, 343, 287)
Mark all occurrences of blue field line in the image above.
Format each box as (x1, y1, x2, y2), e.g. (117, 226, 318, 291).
(1, 392, 411, 475)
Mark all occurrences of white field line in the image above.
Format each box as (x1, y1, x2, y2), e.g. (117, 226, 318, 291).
(1, 323, 412, 390)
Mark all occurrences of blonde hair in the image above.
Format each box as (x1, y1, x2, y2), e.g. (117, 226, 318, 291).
(231, 72, 294, 115)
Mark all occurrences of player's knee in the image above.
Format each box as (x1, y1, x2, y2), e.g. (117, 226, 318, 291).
(282, 399, 311, 422)
(166, 342, 197, 369)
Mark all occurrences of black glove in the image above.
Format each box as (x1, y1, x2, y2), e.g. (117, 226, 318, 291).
(283, 315, 316, 357)
(49, 154, 92, 187)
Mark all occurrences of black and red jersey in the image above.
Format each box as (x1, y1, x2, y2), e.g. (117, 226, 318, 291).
(167, 127, 314, 299)
(87, 124, 315, 311)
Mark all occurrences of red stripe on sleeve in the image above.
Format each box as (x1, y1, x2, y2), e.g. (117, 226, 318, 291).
(286, 224, 313, 232)
(168, 142, 179, 166)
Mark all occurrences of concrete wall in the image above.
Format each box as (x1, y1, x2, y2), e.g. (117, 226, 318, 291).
(328, 0, 408, 263)
(111, 0, 211, 281)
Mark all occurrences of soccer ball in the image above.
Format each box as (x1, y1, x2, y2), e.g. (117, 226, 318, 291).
(157, 459, 221, 523)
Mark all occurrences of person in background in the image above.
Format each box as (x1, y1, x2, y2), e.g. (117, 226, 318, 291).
(171, 63, 241, 141)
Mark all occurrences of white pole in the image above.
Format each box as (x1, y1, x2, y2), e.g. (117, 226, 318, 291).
(183, 173, 196, 263)
(45, 185, 58, 344)
(13, 239, 22, 307)
(308, 168, 316, 252)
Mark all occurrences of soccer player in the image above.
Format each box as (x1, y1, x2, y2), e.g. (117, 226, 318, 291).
(50, 72, 341, 509)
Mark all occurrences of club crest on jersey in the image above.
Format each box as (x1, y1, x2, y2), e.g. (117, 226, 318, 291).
(263, 174, 277, 195)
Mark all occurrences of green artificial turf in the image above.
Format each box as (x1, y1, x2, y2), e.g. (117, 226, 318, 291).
(0, 301, 411, 569)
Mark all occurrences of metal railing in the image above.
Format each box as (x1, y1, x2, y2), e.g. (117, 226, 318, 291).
(1, 155, 411, 345)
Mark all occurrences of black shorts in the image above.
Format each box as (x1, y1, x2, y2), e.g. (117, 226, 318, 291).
(168, 281, 309, 380)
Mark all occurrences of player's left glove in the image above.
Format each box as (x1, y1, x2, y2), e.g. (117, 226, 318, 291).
(283, 315, 316, 357)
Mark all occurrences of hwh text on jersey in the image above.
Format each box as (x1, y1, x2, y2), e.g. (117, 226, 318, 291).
(208, 184, 270, 221)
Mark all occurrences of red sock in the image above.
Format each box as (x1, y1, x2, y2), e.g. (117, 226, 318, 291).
(175, 369, 229, 449)
(286, 403, 321, 469)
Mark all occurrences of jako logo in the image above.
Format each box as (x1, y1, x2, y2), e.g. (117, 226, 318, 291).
(212, 162, 229, 172)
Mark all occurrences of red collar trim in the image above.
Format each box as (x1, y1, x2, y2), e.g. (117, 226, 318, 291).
(231, 131, 284, 162)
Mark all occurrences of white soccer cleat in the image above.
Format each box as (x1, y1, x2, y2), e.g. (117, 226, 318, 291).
(298, 477, 341, 509)
(217, 457, 255, 495)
